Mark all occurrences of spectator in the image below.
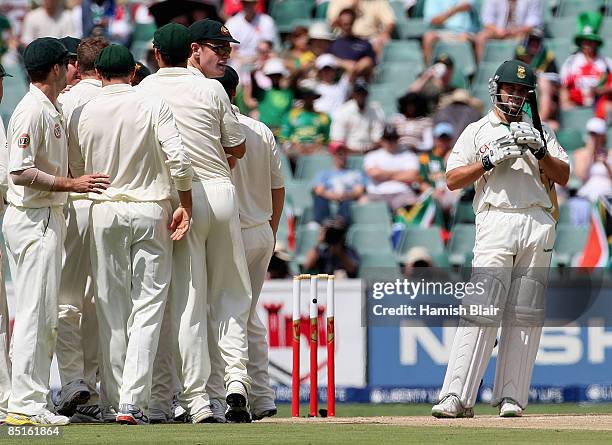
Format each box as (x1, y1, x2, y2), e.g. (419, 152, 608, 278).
(131, 61, 151, 86)
(280, 85, 331, 159)
(304, 220, 360, 278)
(225, 0, 278, 73)
(565, 178, 591, 226)
(0, 13, 17, 61)
(81, 0, 130, 44)
(253, 57, 295, 135)
(282, 25, 316, 76)
(223, 0, 265, 18)
(422, 0, 478, 64)
(20, 0, 75, 46)
(330, 80, 385, 153)
(514, 29, 560, 129)
(560, 12, 612, 108)
(309, 21, 336, 57)
(327, 0, 395, 56)
(433, 89, 482, 144)
(403, 246, 434, 276)
(409, 52, 456, 112)
(312, 142, 367, 224)
(241, 39, 276, 110)
(419, 122, 457, 211)
(475, 0, 543, 62)
(312, 53, 350, 115)
(390, 92, 433, 151)
(329, 8, 376, 80)
(572, 117, 611, 182)
(363, 125, 421, 210)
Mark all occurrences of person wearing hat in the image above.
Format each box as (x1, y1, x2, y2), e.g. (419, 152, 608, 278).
(560, 12, 612, 108)
(188, 18, 240, 79)
(514, 29, 560, 130)
(225, 0, 278, 71)
(4, 37, 110, 426)
(432, 60, 569, 419)
(253, 57, 295, 135)
(59, 36, 81, 86)
(363, 124, 421, 210)
(213, 65, 285, 421)
(0, 62, 12, 426)
(409, 52, 456, 111)
(308, 21, 336, 57)
(311, 53, 350, 116)
(330, 79, 385, 153)
(138, 24, 252, 424)
(68, 43, 193, 425)
(19, 0, 75, 46)
(55, 35, 110, 424)
(280, 83, 331, 159)
(572, 117, 611, 183)
(475, 0, 543, 62)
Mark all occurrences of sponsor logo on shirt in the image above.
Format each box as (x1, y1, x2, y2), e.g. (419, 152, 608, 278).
(54, 123, 62, 139)
(18, 133, 30, 149)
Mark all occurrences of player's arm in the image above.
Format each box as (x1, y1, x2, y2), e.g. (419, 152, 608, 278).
(224, 141, 246, 159)
(537, 154, 569, 186)
(446, 163, 485, 191)
(215, 83, 247, 159)
(270, 187, 285, 237)
(269, 127, 285, 238)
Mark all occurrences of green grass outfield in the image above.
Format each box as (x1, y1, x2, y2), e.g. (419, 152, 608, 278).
(2, 404, 612, 445)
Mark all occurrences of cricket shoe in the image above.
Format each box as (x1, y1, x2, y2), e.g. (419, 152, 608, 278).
(251, 398, 277, 421)
(191, 406, 217, 424)
(56, 379, 90, 417)
(499, 398, 523, 417)
(70, 405, 102, 423)
(173, 404, 189, 423)
(209, 398, 227, 423)
(226, 381, 251, 423)
(116, 404, 149, 425)
(431, 395, 474, 418)
(100, 405, 117, 423)
(149, 408, 172, 424)
(6, 410, 70, 426)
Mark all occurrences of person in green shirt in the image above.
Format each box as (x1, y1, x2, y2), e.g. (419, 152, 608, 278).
(280, 84, 331, 161)
(254, 57, 294, 135)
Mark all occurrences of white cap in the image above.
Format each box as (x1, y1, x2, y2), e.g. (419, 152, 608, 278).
(404, 246, 433, 266)
(263, 58, 288, 76)
(586, 117, 607, 135)
(315, 53, 337, 70)
(308, 21, 335, 41)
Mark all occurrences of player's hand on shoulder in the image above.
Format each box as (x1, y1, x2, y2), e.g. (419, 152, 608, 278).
(169, 206, 191, 241)
(70, 173, 110, 193)
(481, 134, 525, 171)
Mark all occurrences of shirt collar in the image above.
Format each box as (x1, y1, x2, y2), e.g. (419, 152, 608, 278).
(232, 104, 241, 115)
(101, 83, 133, 95)
(79, 78, 103, 87)
(156, 67, 192, 77)
(187, 63, 206, 78)
(29, 84, 61, 118)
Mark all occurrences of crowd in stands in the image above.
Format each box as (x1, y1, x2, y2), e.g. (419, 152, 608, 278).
(2, 0, 612, 278)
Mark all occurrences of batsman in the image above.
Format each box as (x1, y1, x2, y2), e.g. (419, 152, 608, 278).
(432, 60, 569, 418)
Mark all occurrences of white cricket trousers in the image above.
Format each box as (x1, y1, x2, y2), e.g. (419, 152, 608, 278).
(90, 200, 172, 412)
(3, 205, 66, 415)
(56, 198, 99, 403)
(440, 206, 555, 409)
(0, 246, 11, 417)
(208, 222, 276, 407)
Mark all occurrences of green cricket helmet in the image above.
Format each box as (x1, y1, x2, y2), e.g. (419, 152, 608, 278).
(488, 60, 536, 117)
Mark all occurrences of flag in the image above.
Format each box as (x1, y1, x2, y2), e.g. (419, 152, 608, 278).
(394, 189, 443, 228)
(575, 202, 609, 268)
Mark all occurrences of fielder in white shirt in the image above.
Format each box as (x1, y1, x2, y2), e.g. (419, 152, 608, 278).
(138, 23, 251, 423)
(4, 38, 109, 427)
(55, 36, 109, 423)
(214, 65, 285, 421)
(432, 60, 569, 419)
(68, 44, 193, 425)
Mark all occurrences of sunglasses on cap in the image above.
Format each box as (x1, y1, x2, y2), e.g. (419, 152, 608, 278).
(201, 42, 232, 57)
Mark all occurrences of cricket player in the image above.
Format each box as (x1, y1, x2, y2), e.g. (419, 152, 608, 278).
(0, 63, 13, 424)
(432, 60, 569, 418)
(68, 43, 193, 425)
(59, 36, 81, 86)
(55, 36, 109, 423)
(214, 66, 285, 421)
(139, 22, 252, 423)
(4, 37, 110, 426)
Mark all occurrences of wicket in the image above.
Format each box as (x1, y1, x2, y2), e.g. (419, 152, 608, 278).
(292, 273, 335, 418)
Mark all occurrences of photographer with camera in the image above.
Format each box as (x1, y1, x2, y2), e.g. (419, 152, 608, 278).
(303, 220, 360, 278)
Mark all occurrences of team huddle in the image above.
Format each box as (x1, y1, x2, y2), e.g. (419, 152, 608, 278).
(1, 19, 284, 426)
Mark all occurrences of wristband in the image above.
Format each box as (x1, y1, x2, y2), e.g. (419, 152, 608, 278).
(481, 155, 494, 171)
(533, 145, 547, 160)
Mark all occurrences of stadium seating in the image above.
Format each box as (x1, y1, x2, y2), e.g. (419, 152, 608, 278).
(351, 201, 392, 227)
(545, 38, 575, 66)
(269, 0, 315, 33)
(551, 224, 590, 266)
(130, 40, 152, 64)
(347, 155, 364, 171)
(359, 252, 401, 277)
(473, 62, 501, 87)
(432, 41, 477, 77)
(279, 151, 293, 182)
(368, 84, 399, 118)
(452, 201, 476, 225)
(559, 107, 595, 131)
(396, 19, 429, 40)
(556, 128, 585, 152)
(295, 153, 334, 181)
(375, 62, 422, 91)
(555, 0, 606, 17)
(285, 180, 314, 217)
(545, 17, 577, 39)
(294, 224, 320, 266)
(382, 40, 424, 63)
(396, 226, 447, 265)
(482, 39, 519, 64)
(447, 224, 476, 267)
(0, 64, 28, 119)
(131, 23, 156, 43)
(347, 225, 394, 255)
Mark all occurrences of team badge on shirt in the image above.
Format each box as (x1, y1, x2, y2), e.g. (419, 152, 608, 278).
(54, 123, 62, 139)
(18, 134, 30, 149)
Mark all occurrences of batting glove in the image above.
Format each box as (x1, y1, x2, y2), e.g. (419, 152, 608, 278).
(481, 134, 526, 171)
(510, 122, 547, 160)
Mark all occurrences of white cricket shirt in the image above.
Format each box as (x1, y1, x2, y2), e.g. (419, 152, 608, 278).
(138, 67, 246, 182)
(69, 83, 192, 202)
(446, 111, 569, 214)
(7, 84, 68, 208)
